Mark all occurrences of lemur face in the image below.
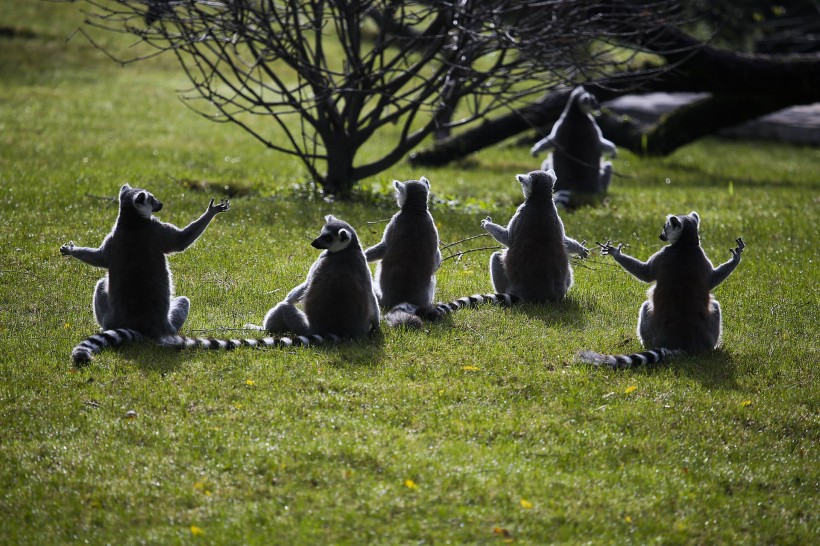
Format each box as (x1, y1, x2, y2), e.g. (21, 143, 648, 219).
(120, 184, 162, 218)
(312, 215, 356, 252)
(516, 169, 557, 198)
(660, 212, 700, 244)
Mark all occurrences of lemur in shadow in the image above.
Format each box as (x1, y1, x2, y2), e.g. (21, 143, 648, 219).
(363, 177, 442, 328)
(578, 212, 745, 368)
(250, 215, 380, 338)
(63, 185, 336, 365)
(397, 170, 588, 324)
(530, 86, 617, 208)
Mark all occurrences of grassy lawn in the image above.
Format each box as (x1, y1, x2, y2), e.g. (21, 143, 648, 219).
(1, 2, 817, 544)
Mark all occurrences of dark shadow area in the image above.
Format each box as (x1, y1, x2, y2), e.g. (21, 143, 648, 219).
(508, 296, 590, 330)
(615, 347, 739, 390)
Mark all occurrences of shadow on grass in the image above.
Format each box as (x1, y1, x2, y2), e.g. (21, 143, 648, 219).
(673, 348, 739, 390)
(509, 296, 590, 329)
(623, 347, 738, 390)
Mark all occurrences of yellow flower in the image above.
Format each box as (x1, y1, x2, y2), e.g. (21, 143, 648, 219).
(190, 525, 204, 536)
(741, 400, 752, 407)
(245, 379, 255, 386)
(462, 365, 479, 371)
(404, 479, 418, 489)
(624, 385, 637, 394)
(519, 499, 533, 509)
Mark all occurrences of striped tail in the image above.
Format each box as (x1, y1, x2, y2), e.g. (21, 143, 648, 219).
(156, 333, 340, 351)
(576, 348, 681, 369)
(71, 328, 143, 366)
(385, 293, 520, 326)
(71, 330, 339, 365)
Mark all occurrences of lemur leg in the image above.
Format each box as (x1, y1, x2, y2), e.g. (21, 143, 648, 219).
(489, 251, 509, 294)
(263, 302, 311, 336)
(93, 278, 114, 330)
(599, 161, 613, 193)
(706, 297, 723, 350)
(540, 153, 554, 173)
(168, 296, 190, 333)
(637, 300, 657, 349)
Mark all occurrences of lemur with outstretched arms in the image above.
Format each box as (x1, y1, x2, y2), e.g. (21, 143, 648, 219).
(250, 215, 380, 338)
(62, 185, 333, 365)
(363, 177, 441, 328)
(401, 169, 588, 323)
(579, 212, 745, 368)
(530, 86, 617, 207)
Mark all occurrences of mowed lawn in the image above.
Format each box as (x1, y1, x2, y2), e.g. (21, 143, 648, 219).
(0, 2, 817, 544)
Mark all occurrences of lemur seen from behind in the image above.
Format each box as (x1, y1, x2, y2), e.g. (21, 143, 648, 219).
(530, 86, 617, 208)
(579, 212, 745, 368)
(364, 177, 441, 328)
(404, 169, 589, 323)
(251, 215, 380, 338)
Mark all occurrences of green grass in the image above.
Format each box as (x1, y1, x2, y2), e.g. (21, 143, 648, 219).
(1, 2, 818, 544)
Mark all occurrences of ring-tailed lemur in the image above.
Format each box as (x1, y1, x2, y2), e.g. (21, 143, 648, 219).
(364, 177, 441, 328)
(578, 212, 745, 368)
(250, 215, 380, 338)
(530, 87, 617, 208)
(61, 184, 261, 364)
(394, 170, 587, 324)
(483, 169, 588, 302)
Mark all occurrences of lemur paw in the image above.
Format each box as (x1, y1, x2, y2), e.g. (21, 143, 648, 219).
(60, 241, 75, 255)
(208, 198, 231, 215)
(596, 240, 622, 256)
(480, 216, 493, 229)
(730, 237, 745, 259)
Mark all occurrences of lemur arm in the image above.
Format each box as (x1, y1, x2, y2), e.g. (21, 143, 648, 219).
(530, 134, 556, 156)
(285, 259, 321, 304)
(481, 217, 511, 247)
(710, 238, 745, 289)
(600, 137, 617, 158)
(60, 238, 109, 268)
(434, 248, 442, 271)
(598, 242, 656, 283)
(364, 241, 388, 262)
(163, 199, 230, 253)
(564, 236, 589, 258)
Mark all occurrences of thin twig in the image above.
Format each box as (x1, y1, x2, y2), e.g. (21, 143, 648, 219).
(84, 193, 117, 204)
(440, 245, 501, 263)
(440, 232, 489, 250)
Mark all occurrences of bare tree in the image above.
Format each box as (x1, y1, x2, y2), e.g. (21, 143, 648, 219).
(71, 0, 683, 196)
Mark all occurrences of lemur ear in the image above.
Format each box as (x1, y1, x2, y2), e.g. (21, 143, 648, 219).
(338, 229, 351, 243)
(545, 169, 557, 184)
(120, 184, 131, 194)
(135, 191, 146, 204)
(670, 216, 681, 228)
(419, 176, 430, 189)
(689, 211, 700, 225)
(393, 180, 405, 192)
(324, 214, 337, 223)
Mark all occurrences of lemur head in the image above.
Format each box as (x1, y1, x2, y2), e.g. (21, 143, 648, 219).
(516, 169, 557, 200)
(570, 86, 600, 116)
(394, 176, 430, 209)
(660, 211, 700, 246)
(312, 215, 359, 252)
(119, 184, 162, 219)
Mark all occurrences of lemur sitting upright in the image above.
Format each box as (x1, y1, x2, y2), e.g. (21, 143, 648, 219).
(63, 185, 334, 365)
(579, 212, 745, 368)
(530, 86, 617, 207)
(252, 215, 380, 338)
(402, 169, 588, 324)
(364, 177, 441, 328)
